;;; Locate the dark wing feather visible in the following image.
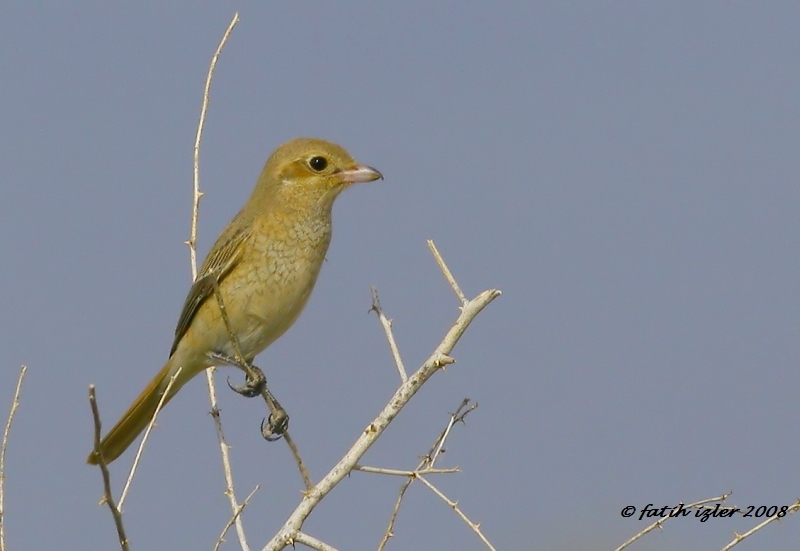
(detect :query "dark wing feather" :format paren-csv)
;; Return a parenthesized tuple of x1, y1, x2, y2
(170, 222, 252, 356)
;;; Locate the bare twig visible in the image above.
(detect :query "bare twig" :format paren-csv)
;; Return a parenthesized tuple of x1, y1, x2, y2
(188, 12, 254, 551)
(190, 11, 239, 279)
(262, 280, 500, 551)
(118, 367, 183, 510)
(370, 287, 407, 382)
(374, 398, 478, 551)
(291, 532, 340, 551)
(430, 399, 476, 467)
(282, 432, 313, 490)
(376, 477, 413, 551)
(206, 366, 252, 551)
(427, 240, 467, 305)
(719, 499, 800, 551)
(89, 386, 130, 551)
(213, 485, 260, 551)
(614, 494, 730, 551)
(354, 466, 458, 476)
(415, 474, 496, 551)
(0, 365, 26, 551)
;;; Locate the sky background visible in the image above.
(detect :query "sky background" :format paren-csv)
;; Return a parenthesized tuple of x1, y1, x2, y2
(1, 2, 799, 550)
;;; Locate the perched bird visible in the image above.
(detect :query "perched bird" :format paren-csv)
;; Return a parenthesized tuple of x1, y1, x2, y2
(88, 137, 382, 464)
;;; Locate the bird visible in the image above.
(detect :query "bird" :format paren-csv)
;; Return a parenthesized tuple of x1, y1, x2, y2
(87, 137, 382, 464)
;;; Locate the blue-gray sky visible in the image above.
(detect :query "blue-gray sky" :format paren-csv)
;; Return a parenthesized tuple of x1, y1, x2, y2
(1, 3, 799, 550)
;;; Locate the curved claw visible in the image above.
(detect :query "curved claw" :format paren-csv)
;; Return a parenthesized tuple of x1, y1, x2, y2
(260, 410, 289, 441)
(226, 366, 267, 398)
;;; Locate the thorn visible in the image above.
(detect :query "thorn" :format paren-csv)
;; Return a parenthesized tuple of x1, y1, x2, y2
(435, 354, 455, 369)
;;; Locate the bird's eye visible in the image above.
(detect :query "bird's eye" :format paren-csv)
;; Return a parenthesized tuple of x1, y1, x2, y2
(308, 156, 328, 172)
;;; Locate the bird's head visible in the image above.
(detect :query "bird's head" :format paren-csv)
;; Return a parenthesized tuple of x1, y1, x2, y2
(254, 137, 382, 210)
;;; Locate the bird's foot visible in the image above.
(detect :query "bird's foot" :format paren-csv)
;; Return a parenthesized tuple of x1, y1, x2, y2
(226, 365, 267, 398)
(261, 407, 289, 441)
(209, 351, 267, 397)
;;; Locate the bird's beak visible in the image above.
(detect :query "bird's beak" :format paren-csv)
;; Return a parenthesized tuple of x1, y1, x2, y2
(340, 164, 383, 183)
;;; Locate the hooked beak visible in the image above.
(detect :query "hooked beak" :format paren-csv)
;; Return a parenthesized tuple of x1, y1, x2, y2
(340, 164, 383, 183)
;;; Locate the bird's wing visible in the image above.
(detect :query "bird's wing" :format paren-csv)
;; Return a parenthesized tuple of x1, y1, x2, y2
(170, 222, 252, 356)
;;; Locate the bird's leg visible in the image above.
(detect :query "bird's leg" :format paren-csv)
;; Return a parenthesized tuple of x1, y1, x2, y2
(209, 279, 266, 395)
(211, 279, 249, 368)
(211, 280, 289, 439)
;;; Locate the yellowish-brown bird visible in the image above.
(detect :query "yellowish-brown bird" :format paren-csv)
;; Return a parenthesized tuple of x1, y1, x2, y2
(88, 137, 382, 464)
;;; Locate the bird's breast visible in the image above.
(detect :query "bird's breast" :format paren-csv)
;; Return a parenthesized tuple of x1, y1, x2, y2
(221, 213, 333, 358)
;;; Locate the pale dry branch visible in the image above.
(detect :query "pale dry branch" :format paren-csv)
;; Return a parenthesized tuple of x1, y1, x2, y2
(89, 386, 129, 551)
(118, 366, 183, 510)
(375, 398, 486, 550)
(0, 365, 26, 551)
(188, 13, 255, 551)
(354, 465, 458, 476)
(614, 494, 730, 551)
(430, 398, 477, 467)
(370, 287, 407, 382)
(282, 432, 313, 490)
(206, 366, 251, 551)
(427, 240, 467, 305)
(291, 532, 339, 551)
(214, 485, 260, 551)
(190, 11, 239, 279)
(415, 474, 496, 551)
(376, 477, 412, 551)
(719, 499, 800, 551)
(262, 281, 500, 551)
(374, 397, 478, 549)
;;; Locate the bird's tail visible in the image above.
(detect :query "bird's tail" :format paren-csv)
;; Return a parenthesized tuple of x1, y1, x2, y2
(87, 357, 189, 465)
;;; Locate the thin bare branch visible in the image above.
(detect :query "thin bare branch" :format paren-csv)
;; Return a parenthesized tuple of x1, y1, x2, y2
(427, 240, 467, 305)
(376, 477, 413, 551)
(214, 485, 260, 551)
(354, 465, 459, 476)
(206, 367, 251, 551)
(291, 532, 339, 551)
(430, 399, 476, 467)
(415, 474, 496, 551)
(282, 432, 313, 490)
(374, 399, 477, 548)
(0, 365, 26, 551)
(190, 11, 239, 279)
(719, 499, 800, 551)
(118, 366, 183, 511)
(188, 13, 257, 551)
(262, 283, 500, 551)
(370, 287, 407, 382)
(89, 386, 129, 551)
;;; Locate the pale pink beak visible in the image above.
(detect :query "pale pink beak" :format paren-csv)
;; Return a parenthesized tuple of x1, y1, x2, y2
(340, 164, 383, 183)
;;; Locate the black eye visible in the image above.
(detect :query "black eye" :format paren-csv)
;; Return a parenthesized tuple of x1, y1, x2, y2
(309, 156, 328, 172)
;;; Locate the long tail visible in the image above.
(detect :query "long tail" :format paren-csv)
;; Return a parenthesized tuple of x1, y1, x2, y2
(87, 357, 191, 464)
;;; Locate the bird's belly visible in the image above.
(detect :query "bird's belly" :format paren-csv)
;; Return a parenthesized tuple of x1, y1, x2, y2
(217, 253, 322, 361)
